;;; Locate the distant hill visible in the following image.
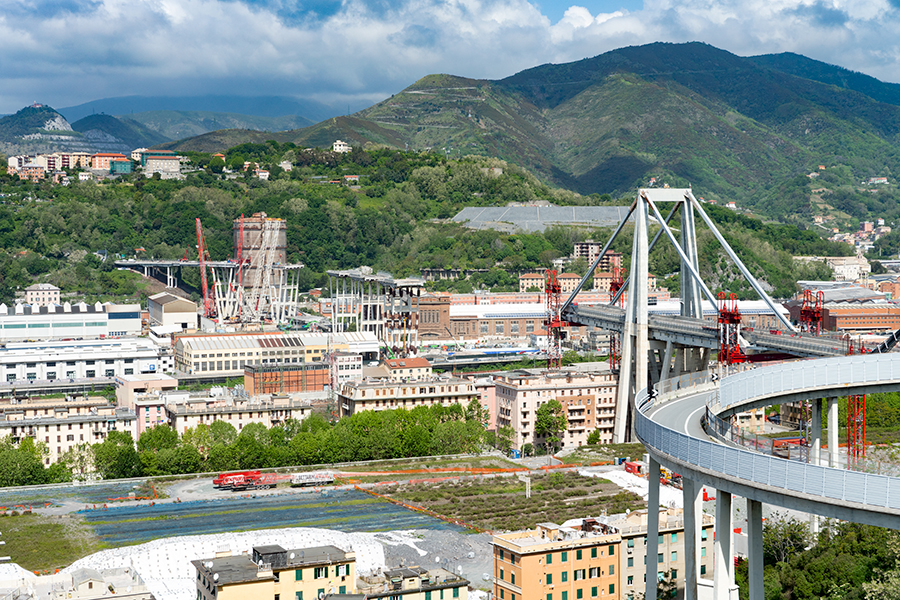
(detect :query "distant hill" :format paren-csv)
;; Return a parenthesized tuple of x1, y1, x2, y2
(59, 95, 361, 123)
(124, 110, 312, 141)
(748, 52, 900, 107)
(0, 105, 96, 154)
(159, 42, 900, 219)
(71, 114, 170, 153)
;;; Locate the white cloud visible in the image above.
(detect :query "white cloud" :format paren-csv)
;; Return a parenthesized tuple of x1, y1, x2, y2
(1, 0, 900, 114)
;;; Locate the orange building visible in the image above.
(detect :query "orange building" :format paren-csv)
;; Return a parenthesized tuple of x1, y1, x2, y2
(243, 363, 330, 395)
(494, 520, 621, 600)
(822, 302, 900, 331)
(91, 153, 128, 170)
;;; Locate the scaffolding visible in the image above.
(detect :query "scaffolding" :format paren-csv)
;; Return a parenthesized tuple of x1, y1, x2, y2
(327, 269, 424, 355)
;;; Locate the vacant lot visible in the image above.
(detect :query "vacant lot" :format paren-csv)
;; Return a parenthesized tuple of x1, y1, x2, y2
(1, 512, 105, 572)
(557, 443, 646, 465)
(384, 470, 645, 532)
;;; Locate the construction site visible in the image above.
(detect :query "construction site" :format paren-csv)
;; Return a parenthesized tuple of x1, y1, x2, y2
(116, 212, 302, 326)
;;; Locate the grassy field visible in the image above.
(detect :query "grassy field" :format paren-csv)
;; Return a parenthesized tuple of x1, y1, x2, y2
(383, 470, 645, 532)
(342, 456, 522, 472)
(556, 443, 646, 465)
(1, 513, 105, 572)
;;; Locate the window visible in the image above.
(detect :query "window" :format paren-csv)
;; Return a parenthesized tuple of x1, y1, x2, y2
(700, 565, 707, 575)
(547, 595, 552, 600)
(511, 573, 515, 585)
(701, 547, 707, 558)
(657, 572, 665, 582)
(576, 549, 582, 560)
(562, 571, 568, 583)
(658, 534, 664, 545)
(574, 569, 585, 581)
(426, 592, 432, 600)
(671, 533, 678, 543)
(627, 558, 633, 568)
(500, 569, 504, 581)
(701, 530, 708, 541)
(670, 569, 677, 580)
(671, 552, 677, 562)
(295, 569, 302, 580)
(453, 589, 459, 599)
(562, 552, 568, 563)
(314, 567, 327, 579)
(546, 574, 552, 585)
(317, 590, 325, 599)
(627, 539, 634, 548)
(627, 576, 633, 585)
(609, 545, 614, 556)
(588, 567, 598, 578)
(576, 590, 582, 600)
(591, 547, 597, 558)
(105, 369, 115, 377)
(591, 587, 597, 598)
(499, 550, 504, 561)
(658, 553, 664, 564)
(546, 554, 552, 565)
(500, 591, 504, 600)
(608, 584, 615, 595)
(561, 593, 568, 600)
(86, 370, 95, 377)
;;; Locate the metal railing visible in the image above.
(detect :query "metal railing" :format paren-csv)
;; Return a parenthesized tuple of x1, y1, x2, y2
(703, 407, 809, 463)
(636, 363, 900, 511)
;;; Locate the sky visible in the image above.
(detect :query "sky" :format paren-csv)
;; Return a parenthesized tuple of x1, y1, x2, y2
(2, 0, 900, 115)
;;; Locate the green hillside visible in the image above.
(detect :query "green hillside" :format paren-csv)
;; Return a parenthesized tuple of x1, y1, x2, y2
(71, 114, 170, 150)
(126, 110, 312, 142)
(160, 42, 900, 224)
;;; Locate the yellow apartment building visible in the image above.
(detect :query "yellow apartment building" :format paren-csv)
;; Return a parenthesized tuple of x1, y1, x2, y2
(493, 520, 621, 600)
(193, 544, 356, 600)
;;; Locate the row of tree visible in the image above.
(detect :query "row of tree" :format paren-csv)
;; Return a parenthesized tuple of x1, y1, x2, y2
(1, 401, 517, 486)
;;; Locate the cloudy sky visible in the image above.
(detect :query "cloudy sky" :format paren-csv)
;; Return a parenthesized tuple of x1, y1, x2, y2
(2, 0, 899, 114)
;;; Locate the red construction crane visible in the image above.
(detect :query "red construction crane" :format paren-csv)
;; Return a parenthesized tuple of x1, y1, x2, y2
(799, 290, 824, 335)
(718, 292, 745, 365)
(846, 339, 867, 468)
(237, 213, 244, 287)
(544, 269, 570, 370)
(196, 218, 215, 319)
(608, 266, 626, 372)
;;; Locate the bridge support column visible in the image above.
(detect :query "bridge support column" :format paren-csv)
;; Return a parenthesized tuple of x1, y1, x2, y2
(810, 399, 823, 534)
(645, 456, 661, 600)
(747, 499, 764, 600)
(827, 397, 839, 468)
(682, 478, 701, 600)
(714, 491, 733, 600)
(166, 266, 176, 288)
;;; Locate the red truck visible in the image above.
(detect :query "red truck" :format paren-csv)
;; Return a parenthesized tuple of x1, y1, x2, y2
(229, 473, 280, 491)
(213, 471, 261, 489)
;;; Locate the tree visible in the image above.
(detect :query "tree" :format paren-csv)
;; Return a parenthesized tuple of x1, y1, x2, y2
(137, 424, 179, 453)
(494, 425, 515, 454)
(93, 431, 142, 480)
(762, 511, 810, 565)
(208, 156, 225, 174)
(586, 429, 601, 445)
(210, 420, 238, 445)
(535, 399, 567, 454)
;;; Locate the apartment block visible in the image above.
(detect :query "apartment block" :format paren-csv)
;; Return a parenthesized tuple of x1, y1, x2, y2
(357, 567, 468, 600)
(193, 544, 356, 600)
(0, 396, 136, 464)
(609, 508, 715, 600)
(493, 519, 622, 600)
(493, 365, 617, 450)
(338, 375, 477, 417)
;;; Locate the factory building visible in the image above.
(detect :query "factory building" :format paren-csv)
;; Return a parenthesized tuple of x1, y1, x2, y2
(0, 302, 142, 342)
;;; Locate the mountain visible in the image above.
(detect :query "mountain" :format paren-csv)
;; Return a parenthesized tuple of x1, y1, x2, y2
(71, 114, 170, 152)
(159, 42, 900, 220)
(59, 95, 360, 123)
(0, 104, 96, 154)
(124, 110, 312, 141)
(748, 52, 900, 107)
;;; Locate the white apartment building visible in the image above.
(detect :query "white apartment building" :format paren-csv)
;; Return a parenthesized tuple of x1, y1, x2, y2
(493, 364, 618, 450)
(337, 375, 477, 417)
(332, 352, 364, 386)
(0, 337, 169, 384)
(143, 155, 181, 175)
(24, 283, 60, 306)
(174, 331, 379, 376)
(159, 391, 314, 435)
(0, 302, 141, 341)
(0, 396, 136, 464)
